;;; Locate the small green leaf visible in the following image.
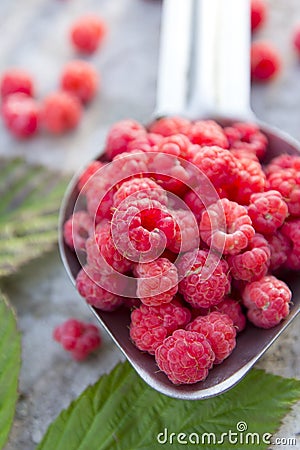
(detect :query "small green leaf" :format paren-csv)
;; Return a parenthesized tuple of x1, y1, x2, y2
(0, 290, 21, 448)
(38, 362, 300, 450)
(0, 157, 68, 277)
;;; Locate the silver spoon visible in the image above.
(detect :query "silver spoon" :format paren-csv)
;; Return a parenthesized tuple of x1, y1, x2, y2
(59, 0, 300, 399)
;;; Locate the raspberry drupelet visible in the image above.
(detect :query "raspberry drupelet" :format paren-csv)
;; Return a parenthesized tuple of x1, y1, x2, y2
(2, 93, 40, 139)
(129, 299, 191, 355)
(63, 211, 93, 251)
(248, 190, 288, 235)
(41, 91, 82, 134)
(1, 68, 34, 98)
(148, 116, 191, 137)
(61, 60, 99, 103)
(70, 15, 107, 54)
(105, 120, 146, 160)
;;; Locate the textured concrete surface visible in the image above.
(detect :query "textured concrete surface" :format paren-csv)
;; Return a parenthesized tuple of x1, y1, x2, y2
(0, 0, 299, 449)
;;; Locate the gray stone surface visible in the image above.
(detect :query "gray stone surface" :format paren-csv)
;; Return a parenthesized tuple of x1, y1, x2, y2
(0, 0, 299, 449)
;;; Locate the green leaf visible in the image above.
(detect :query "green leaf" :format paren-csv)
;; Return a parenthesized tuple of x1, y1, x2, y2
(38, 362, 300, 450)
(0, 157, 68, 277)
(0, 290, 21, 448)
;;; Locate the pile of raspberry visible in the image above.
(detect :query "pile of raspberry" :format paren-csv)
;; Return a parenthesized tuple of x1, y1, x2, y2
(64, 116, 296, 385)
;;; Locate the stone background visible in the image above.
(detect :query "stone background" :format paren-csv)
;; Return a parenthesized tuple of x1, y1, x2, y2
(0, 0, 299, 448)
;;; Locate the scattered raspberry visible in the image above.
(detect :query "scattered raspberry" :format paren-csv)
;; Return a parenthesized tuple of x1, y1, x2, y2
(105, 120, 146, 160)
(227, 233, 270, 282)
(155, 329, 215, 384)
(63, 211, 93, 251)
(61, 60, 99, 103)
(225, 122, 268, 159)
(178, 249, 231, 308)
(231, 157, 266, 205)
(41, 91, 82, 134)
(167, 209, 200, 253)
(113, 177, 168, 208)
(70, 15, 107, 54)
(135, 258, 178, 306)
(1, 93, 40, 139)
(200, 198, 255, 255)
(266, 153, 300, 175)
(149, 116, 190, 137)
(186, 311, 236, 364)
(155, 134, 192, 160)
(267, 169, 300, 217)
(266, 231, 291, 271)
(53, 319, 101, 361)
(187, 120, 228, 149)
(251, 0, 267, 33)
(1, 68, 34, 98)
(248, 190, 288, 234)
(130, 299, 191, 354)
(213, 297, 246, 333)
(251, 41, 281, 82)
(76, 266, 124, 311)
(127, 133, 162, 153)
(78, 160, 105, 192)
(242, 275, 291, 329)
(281, 219, 300, 270)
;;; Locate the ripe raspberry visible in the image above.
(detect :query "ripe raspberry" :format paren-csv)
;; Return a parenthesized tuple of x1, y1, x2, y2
(251, 0, 267, 33)
(63, 211, 93, 251)
(70, 15, 107, 54)
(267, 169, 300, 216)
(130, 299, 191, 354)
(41, 91, 82, 134)
(110, 151, 149, 181)
(86, 179, 115, 223)
(135, 258, 178, 306)
(105, 120, 146, 160)
(2, 93, 40, 139)
(200, 198, 255, 255)
(1, 68, 34, 98)
(113, 177, 168, 208)
(213, 297, 246, 333)
(293, 26, 300, 56)
(53, 319, 101, 361)
(281, 219, 300, 270)
(127, 133, 162, 153)
(167, 209, 200, 253)
(61, 60, 99, 103)
(227, 233, 270, 282)
(78, 160, 105, 192)
(183, 186, 225, 222)
(155, 329, 215, 385)
(225, 122, 268, 159)
(186, 311, 236, 364)
(242, 275, 291, 329)
(251, 41, 281, 82)
(248, 190, 288, 234)
(231, 157, 266, 205)
(177, 249, 231, 308)
(266, 231, 291, 271)
(265, 153, 300, 175)
(155, 134, 192, 160)
(76, 266, 124, 311)
(149, 116, 190, 137)
(187, 120, 228, 149)
(148, 152, 190, 196)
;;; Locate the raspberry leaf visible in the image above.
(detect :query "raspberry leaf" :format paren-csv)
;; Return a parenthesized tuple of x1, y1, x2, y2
(0, 290, 21, 448)
(37, 361, 300, 450)
(0, 157, 68, 277)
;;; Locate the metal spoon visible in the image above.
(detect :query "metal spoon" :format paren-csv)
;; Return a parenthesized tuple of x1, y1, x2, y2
(59, 0, 300, 399)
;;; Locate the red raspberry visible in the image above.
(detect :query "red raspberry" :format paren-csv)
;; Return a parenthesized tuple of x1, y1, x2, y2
(70, 15, 107, 54)
(227, 233, 270, 282)
(186, 311, 236, 364)
(155, 329, 215, 385)
(111, 151, 149, 180)
(266, 231, 291, 271)
(265, 153, 300, 175)
(1, 68, 34, 98)
(78, 160, 105, 192)
(2, 93, 40, 139)
(149, 116, 190, 137)
(242, 275, 291, 329)
(76, 266, 124, 311)
(177, 249, 231, 308)
(155, 134, 192, 160)
(129, 299, 191, 354)
(135, 258, 178, 306)
(63, 211, 93, 251)
(148, 152, 190, 196)
(225, 122, 268, 159)
(200, 198, 255, 255)
(86, 180, 115, 223)
(113, 177, 168, 208)
(183, 186, 226, 222)
(251, 41, 281, 82)
(61, 60, 99, 103)
(267, 169, 300, 217)
(281, 219, 300, 270)
(248, 190, 288, 234)
(293, 26, 300, 56)
(105, 120, 146, 160)
(53, 319, 101, 361)
(251, 0, 267, 33)
(167, 209, 200, 253)
(231, 157, 266, 205)
(213, 297, 246, 333)
(127, 133, 162, 153)
(41, 91, 82, 134)
(187, 120, 228, 149)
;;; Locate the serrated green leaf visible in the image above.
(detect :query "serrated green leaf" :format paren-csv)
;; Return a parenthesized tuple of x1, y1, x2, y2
(37, 362, 300, 450)
(0, 157, 68, 277)
(0, 290, 21, 448)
